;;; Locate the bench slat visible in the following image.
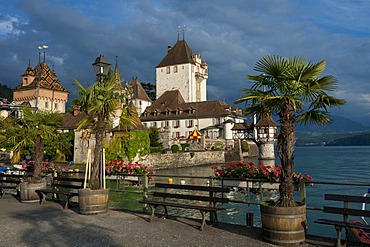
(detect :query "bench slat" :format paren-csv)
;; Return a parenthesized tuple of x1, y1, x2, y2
(315, 218, 370, 230)
(155, 183, 230, 193)
(55, 177, 86, 182)
(323, 206, 370, 218)
(140, 200, 225, 211)
(51, 184, 83, 190)
(36, 189, 78, 196)
(153, 192, 229, 203)
(325, 194, 370, 203)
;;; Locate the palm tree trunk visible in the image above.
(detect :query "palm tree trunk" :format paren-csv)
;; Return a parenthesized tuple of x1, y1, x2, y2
(32, 134, 43, 183)
(91, 115, 105, 189)
(277, 102, 296, 207)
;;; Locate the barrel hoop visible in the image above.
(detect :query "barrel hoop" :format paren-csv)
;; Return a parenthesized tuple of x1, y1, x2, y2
(80, 203, 108, 207)
(263, 228, 305, 234)
(264, 236, 305, 244)
(262, 212, 306, 219)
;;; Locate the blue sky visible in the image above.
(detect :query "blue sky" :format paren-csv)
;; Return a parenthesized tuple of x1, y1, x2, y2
(1, 0, 369, 124)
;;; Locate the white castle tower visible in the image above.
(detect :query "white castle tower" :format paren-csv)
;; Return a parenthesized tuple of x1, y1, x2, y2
(155, 38, 208, 103)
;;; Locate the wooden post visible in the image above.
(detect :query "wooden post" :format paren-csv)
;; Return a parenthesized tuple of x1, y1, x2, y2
(102, 148, 106, 189)
(142, 173, 149, 208)
(84, 149, 91, 189)
(209, 176, 215, 222)
(299, 180, 306, 204)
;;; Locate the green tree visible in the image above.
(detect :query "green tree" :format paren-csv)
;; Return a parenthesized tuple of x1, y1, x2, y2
(148, 126, 162, 147)
(141, 82, 156, 101)
(235, 55, 346, 207)
(74, 73, 136, 189)
(11, 108, 63, 182)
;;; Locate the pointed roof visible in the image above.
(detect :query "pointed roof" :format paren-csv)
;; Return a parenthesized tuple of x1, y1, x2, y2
(14, 62, 68, 92)
(156, 40, 195, 68)
(22, 60, 35, 76)
(114, 56, 124, 89)
(129, 77, 152, 102)
(141, 90, 244, 121)
(189, 127, 202, 139)
(255, 115, 278, 127)
(144, 90, 185, 113)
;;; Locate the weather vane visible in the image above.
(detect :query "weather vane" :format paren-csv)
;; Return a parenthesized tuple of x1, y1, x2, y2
(177, 25, 186, 40)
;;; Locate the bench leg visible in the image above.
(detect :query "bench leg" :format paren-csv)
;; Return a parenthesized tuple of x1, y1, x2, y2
(164, 205, 168, 218)
(335, 226, 344, 247)
(149, 205, 155, 223)
(212, 212, 219, 226)
(64, 195, 70, 209)
(200, 210, 206, 231)
(35, 191, 45, 205)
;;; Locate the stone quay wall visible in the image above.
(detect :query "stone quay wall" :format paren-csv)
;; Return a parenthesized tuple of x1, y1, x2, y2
(143, 151, 226, 170)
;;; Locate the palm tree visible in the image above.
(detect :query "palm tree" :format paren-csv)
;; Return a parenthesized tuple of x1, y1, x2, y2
(12, 107, 63, 182)
(74, 73, 135, 189)
(235, 55, 346, 207)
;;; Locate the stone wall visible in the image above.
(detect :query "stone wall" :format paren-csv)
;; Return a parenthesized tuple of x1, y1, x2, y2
(142, 151, 226, 169)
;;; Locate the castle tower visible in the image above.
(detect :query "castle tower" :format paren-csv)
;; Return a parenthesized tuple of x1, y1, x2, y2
(255, 115, 278, 166)
(155, 38, 208, 103)
(13, 57, 69, 113)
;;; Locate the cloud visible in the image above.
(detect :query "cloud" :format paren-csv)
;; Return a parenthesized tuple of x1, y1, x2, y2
(0, 0, 370, 124)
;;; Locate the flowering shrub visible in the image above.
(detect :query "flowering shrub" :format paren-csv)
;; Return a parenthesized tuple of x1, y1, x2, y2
(105, 160, 155, 176)
(212, 161, 313, 186)
(21, 161, 65, 176)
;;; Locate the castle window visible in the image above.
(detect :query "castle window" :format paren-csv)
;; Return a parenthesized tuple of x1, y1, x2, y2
(45, 102, 48, 108)
(54, 103, 58, 110)
(187, 120, 194, 128)
(173, 120, 180, 128)
(166, 67, 170, 74)
(174, 66, 178, 73)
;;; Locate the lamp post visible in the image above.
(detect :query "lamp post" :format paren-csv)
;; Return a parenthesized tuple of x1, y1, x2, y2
(35, 45, 48, 109)
(92, 55, 111, 82)
(92, 55, 111, 187)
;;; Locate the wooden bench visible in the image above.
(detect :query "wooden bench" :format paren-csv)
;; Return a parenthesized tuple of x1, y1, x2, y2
(314, 194, 370, 247)
(0, 173, 29, 198)
(139, 183, 230, 231)
(35, 176, 85, 209)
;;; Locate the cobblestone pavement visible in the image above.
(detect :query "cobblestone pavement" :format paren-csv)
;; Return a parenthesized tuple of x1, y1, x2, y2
(0, 196, 340, 247)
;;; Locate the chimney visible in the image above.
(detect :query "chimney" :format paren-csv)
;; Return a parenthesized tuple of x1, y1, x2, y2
(73, 105, 80, 116)
(167, 46, 172, 53)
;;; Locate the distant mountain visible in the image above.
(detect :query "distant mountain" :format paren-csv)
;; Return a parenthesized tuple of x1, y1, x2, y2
(325, 133, 370, 146)
(296, 115, 369, 133)
(295, 115, 370, 146)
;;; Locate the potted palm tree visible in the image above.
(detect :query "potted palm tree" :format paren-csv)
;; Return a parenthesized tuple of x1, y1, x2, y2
(235, 55, 346, 245)
(74, 70, 135, 215)
(11, 107, 63, 202)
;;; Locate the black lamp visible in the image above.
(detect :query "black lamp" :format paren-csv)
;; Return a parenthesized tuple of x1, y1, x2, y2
(92, 55, 111, 81)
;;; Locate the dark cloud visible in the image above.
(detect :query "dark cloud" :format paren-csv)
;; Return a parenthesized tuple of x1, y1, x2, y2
(1, 0, 369, 124)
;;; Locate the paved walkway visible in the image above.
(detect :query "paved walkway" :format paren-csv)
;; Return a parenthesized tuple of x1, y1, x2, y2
(0, 195, 339, 247)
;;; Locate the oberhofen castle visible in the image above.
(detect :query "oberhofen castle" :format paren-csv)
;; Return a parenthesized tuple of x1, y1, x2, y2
(2, 37, 278, 166)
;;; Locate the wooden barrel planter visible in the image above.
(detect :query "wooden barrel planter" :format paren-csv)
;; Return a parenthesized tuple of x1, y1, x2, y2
(260, 202, 306, 246)
(78, 188, 109, 215)
(20, 182, 46, 203)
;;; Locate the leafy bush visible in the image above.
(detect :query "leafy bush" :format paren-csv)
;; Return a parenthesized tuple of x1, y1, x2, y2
(171, 144, 180, 153)
(181, 143, 190, 151)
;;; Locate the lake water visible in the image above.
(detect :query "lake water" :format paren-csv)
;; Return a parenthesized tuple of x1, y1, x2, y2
(109, 146, 370, 238)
